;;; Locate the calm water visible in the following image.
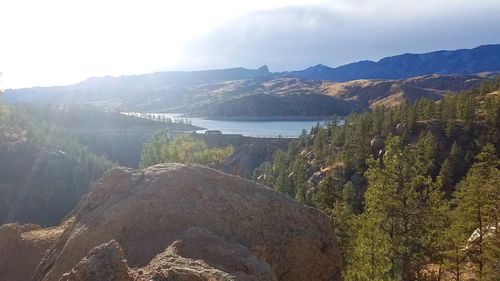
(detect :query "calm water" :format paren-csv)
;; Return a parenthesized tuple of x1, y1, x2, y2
(126, 113, 328, 137)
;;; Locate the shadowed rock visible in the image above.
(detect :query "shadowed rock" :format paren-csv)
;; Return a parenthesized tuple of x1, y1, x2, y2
(0, 223, 64, 281)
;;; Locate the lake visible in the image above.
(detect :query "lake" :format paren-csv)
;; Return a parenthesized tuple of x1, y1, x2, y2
(125, 113, 329, 137)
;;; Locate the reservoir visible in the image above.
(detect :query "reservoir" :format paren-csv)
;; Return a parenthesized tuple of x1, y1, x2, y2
(125, 113, 329, 137)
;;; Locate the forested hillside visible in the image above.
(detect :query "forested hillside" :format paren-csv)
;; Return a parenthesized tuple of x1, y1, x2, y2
(0, 105, 115, 226)
(254, 78, 500, 280)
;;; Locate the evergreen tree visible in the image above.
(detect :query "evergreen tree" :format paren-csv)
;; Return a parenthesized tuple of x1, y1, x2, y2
(347, 213, 392, 281)
(292, 155, 309, 203)
(273, 151, 294, 197)
(352, 137, 446, 280)
(442, 221, 470, 281)
(415, 131, 439, 177)
(451, 144, 499, 279)
(253, 161, 274, 186)
(312, 127, 328, 168)
(313, 175, 341, 211)
(331, 185, 357, 272)
(438, 142, 465, 197)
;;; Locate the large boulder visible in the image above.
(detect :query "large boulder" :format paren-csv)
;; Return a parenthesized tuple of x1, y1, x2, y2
(33, 164, 342, 281)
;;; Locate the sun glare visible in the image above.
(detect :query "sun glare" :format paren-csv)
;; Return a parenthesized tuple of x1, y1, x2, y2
(0, 0, 318, 89)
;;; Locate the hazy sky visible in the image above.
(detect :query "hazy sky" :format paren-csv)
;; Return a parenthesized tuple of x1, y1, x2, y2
(1, 0, 500, 89)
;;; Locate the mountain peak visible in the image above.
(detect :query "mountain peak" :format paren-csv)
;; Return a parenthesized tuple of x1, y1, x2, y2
(257, 65, 270, 73)
(311, 64, 330, 69)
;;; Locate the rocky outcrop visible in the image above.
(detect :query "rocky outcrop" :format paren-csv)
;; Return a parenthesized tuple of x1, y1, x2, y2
(58, 240, 133, 281)
(59, 228, 275, 281)
(134, 227, 276, 281)
(220, 137, 291, 179)
(0, 223, 64, 281)
(31, 164, 342, 281)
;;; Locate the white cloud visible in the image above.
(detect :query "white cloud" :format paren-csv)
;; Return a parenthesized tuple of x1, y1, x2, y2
(179, 0, 500, 71)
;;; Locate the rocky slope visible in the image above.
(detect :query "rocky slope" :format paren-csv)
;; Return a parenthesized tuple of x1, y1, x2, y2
(3, 164, 341, 281)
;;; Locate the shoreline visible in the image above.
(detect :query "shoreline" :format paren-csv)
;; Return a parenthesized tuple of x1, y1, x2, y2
(168, 114, 337, 122)
(133, 111, 341, 122)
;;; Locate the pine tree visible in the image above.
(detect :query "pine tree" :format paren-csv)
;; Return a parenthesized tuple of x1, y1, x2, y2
(272, 151, 294, 197)
(415, 131, 439, 177)
(253, 161, 274, 186)
(312, 127, 328, 168)
(292, 155, 309, 203)
(331, 185, 357, 273)
(438, 142, 465, 197)
(442, 221, 470, 281)
(351, 136, 446, 280)
(346, 213, 392, 281)
(313, 175, 341, 211)
(451, 144, 499, 279)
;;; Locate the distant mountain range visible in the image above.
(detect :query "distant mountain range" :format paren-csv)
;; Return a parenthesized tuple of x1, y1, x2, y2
(286, 44, 500, 81)
(3, 44, 500, 118)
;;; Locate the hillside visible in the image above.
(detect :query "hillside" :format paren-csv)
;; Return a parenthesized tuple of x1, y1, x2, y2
(0, 107, 115, 226)
(187, 74, 490, 117)
(253, 79, 500, 280)
(3, 73, 493, 118)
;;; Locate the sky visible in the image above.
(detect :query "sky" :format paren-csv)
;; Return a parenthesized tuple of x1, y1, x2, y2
(1, 0, 500, 89)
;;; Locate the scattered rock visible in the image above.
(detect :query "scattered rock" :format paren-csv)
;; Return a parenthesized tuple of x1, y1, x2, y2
(395, 122, 406, 135)
(370, 136, 385, 151)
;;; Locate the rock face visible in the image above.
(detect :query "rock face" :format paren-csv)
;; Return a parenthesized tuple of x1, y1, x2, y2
(220, 137, 291, 179)
(59, 229, 275, 281)
(0, 223, 64, 281)
(33, 164, 342, 281)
